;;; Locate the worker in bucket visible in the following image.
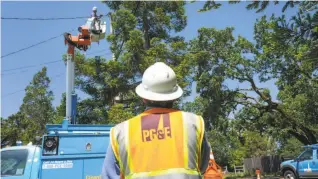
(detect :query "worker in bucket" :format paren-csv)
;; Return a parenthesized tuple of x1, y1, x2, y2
(101, 62, 211, 179)
(91, 6, 102, 33)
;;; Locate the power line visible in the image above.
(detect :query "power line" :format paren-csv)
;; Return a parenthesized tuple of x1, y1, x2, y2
(1, 51, 112, 76)
(50, 73, 65, 80)
(1, 14, 107, 21)
(2, 89, 26, 98)
(1, 24, 109, 59)
(86, 49, 109, 56)
(2, 60, 62, 73)
(1, 73, 64, 98)
(1, 69, 29, 76)
(2, 16, 89, 20)
(1, 29, 76, 59)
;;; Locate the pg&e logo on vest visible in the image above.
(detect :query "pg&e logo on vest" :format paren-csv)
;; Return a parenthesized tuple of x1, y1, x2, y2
(141, 113, 172, 142)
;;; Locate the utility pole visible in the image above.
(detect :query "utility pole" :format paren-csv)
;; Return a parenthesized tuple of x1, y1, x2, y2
(66, 53, 77, 124)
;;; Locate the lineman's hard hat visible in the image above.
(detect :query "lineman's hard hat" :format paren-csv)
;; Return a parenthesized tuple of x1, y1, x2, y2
(92, 7, 97, 11)
(135, 62, 183, 101)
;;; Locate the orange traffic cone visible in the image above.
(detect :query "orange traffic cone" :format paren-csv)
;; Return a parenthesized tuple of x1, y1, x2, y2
(204, 151, 223, 179)
(256, 169, 261, 179)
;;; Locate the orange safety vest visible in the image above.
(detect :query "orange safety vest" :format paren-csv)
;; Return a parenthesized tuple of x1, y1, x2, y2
(110, 108, 205, 179)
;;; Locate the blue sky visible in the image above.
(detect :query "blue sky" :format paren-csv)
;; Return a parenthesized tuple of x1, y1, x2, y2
(1, 1, 298, 118)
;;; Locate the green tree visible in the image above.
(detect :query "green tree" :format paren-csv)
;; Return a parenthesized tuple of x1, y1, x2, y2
(188, 27, 250, 132)
(1, 112, 27, 146)
(189, 24, 317, 145)
(241, 131, 277, 158)
(2, 67, 56, 144)
(278, 137, 303, 158)
(252, 11, 318, 144)
(19, 67, 56, 142)
(205, 127, 277, 168)
(107, 103, 134, 124)
(70, 1, 193, 124)
(197, 0, 310, 13)
(54, 92, 66, 124)
(188, 1, 318, 146)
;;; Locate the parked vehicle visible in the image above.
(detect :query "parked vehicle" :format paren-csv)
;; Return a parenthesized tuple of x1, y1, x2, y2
(1, 123, 113, 179)
(280, 144, 318, 179)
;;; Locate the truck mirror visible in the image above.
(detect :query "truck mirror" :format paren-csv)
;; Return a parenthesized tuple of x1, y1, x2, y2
(35, 136, 42, 142)
(35, 136, 42, 145)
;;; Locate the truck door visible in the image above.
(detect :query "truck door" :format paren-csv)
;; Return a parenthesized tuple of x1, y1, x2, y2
(1, 149, 32, 179)
(297, 149, 315, 177)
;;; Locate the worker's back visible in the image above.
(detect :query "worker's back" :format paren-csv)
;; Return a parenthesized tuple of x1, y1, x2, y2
(103, 62, 211, 179)
(110, 107, 206, 178)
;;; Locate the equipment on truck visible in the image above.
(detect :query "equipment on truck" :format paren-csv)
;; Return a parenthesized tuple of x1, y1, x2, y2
(64, 7, 106, 51)
(1, 7, 113, 179)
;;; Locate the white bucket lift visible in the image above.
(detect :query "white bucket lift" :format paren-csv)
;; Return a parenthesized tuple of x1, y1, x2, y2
(83, 16, 107, 43)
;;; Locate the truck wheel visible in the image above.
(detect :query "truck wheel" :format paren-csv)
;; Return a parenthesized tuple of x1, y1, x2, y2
(284, 170, 296, 179)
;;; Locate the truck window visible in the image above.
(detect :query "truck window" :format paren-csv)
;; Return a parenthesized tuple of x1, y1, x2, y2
(1, 149, 28, 177)
(299, 149, 313, 160)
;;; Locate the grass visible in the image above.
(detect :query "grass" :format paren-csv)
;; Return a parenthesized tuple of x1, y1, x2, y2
(223, 172, 252, 179)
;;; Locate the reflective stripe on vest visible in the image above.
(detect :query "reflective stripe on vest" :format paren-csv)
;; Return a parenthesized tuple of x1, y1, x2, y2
(110, 108, 205, 179)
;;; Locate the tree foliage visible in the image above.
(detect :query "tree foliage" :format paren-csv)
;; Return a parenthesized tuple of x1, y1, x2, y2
(189, 0, 318, 146)
(252, 8, 318, 144)
(2, 67, 56, 145)
(198, 0, 305, 13)
(207, 128, 277, 169)
(67, 1, 193, 124)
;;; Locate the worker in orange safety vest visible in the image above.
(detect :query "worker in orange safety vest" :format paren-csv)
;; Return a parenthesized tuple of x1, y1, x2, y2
(101, 62, 211, 179)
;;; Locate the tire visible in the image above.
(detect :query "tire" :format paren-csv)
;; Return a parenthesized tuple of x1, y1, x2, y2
(284, 170, 297, 179)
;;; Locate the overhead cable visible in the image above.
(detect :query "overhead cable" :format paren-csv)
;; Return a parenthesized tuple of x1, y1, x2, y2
(2, 14, 108, 21)
(86, 49, 109, 56)
(1, 50, 111, 76)
(1, 70, 30, 76)
(2, 60, 62, 72)
(2, 16, 89, 20)
(1, 73, 64, 98)
(1, 29, 76, 59)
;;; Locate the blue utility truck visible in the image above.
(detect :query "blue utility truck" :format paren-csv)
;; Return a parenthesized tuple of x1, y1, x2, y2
(1, 122, 113, 179)
(280, 144, 318, 179)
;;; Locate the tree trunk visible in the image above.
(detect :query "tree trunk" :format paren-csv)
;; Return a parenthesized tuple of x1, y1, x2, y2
(288, 128, 317, 145)
(142, 3, 150, 50)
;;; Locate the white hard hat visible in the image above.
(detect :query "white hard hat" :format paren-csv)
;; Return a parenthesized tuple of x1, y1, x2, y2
(135, 62, 183, 101)
(93, 6, 97, 11)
